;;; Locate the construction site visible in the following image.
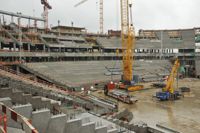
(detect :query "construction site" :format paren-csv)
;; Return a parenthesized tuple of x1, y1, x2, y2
(0, 0, 200, 133)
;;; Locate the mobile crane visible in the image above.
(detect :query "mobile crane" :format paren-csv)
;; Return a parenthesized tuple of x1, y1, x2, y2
(156, 58, 181, 101)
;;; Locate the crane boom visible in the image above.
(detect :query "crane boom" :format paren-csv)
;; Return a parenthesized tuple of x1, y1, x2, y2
(74, 0, 104, 34)
(163, 59, 180, 93)
(121, 0, 134, 82)
(74, 0, 88, 7)
(156, 58, 181, 101)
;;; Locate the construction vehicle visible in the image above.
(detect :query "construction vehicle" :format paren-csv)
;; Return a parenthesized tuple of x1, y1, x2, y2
(105, 0, 143, 93)
(156, 59, 181, 101)
(104, 82, 138, 104)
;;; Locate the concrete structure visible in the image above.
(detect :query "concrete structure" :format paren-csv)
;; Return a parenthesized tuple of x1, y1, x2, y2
(195, 59, 200, 78)
(22, 60, 171, 87)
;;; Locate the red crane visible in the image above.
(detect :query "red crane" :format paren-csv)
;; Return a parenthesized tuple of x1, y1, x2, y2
(41, 0, 52, 30)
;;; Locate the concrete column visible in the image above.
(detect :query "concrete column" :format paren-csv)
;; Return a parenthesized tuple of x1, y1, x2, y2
(16, 65, 20, 75)
(0, 42, 2, 50)
(13, 43, 16, 51)
(28, 44, 30, 52)
(43, 44, 46, 52)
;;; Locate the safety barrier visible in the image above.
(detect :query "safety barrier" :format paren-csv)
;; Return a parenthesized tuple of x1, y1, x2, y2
(0, 114, 6, 133)
(0, 103, 38, 133)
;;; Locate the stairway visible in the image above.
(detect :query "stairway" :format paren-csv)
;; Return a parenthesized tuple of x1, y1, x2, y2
(9, 23, 33, 46)
(0, 24, 21, 46)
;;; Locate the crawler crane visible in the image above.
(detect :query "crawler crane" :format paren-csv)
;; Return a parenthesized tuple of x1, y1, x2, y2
(104, 0, 143, 104)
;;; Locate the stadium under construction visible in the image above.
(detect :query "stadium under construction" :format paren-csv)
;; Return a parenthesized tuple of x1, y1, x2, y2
(0, 0, 200, 133)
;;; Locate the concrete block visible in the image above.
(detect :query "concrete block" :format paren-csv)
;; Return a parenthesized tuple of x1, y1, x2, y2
(81, 122, 95, 133)
(46, 114, 66, 133)
(0, 88, 12, 98)
(22, 93, 32, 104)
(32, 109, 51, 133)
(10, 104, 33, 128)
(0, 97, 12, 107)
(65, 119, 82, 133)
(30, 96, 42, 109)
(95, 126, 107, 133)
(11, 91, 23, 104)
(8, 104, 32, 129)
(13, 104, 32, 119)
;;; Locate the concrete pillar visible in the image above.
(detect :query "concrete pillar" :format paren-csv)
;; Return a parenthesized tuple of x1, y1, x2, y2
(32, 109, 51, 133)
(28, 44, 30, 52)
(0, 42, 2, 50)
(13, 43, 16, 51)
(43, 44, 46, 52)
(16, 65, 20, 75)
(65, 119, 82, 133)
(46, 114, 66, 133)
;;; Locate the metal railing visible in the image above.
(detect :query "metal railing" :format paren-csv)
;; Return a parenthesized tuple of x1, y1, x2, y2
(0, 103, 38, 133)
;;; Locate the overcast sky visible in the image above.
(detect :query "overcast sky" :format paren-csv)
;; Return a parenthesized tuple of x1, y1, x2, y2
(0, 0, 200, 33)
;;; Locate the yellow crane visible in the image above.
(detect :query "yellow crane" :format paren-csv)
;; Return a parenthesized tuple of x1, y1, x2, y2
(121, 0, 133, 82)
(105, 0, 143, 93)
(74, 0, 104, 34)
(163, 59, 180, 93)
(119, 0, 143, 91)
(156, 58, 181, 100)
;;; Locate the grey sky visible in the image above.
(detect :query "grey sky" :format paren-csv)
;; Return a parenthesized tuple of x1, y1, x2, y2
(0, 0, 200, 33)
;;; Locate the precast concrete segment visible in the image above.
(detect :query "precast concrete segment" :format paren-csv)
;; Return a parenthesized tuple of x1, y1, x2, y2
(64, 119, 82, 133)
(32, 109, 51, 133)
(46, 114, 66, 133)
(81, 122, 96, 133)
(10, 104, 32, 128)
(95, 126, 107, 133)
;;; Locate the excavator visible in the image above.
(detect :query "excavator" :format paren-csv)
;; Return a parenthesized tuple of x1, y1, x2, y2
(156, 58, 181, 101)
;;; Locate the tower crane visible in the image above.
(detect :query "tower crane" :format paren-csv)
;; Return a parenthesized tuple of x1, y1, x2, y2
(41, 0, 52, 29)
(156, 58, 181, 101)
(74, 0, 104, 34)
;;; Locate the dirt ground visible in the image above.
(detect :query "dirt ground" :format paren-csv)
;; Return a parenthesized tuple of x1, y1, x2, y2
(92, 78, 200, 133)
